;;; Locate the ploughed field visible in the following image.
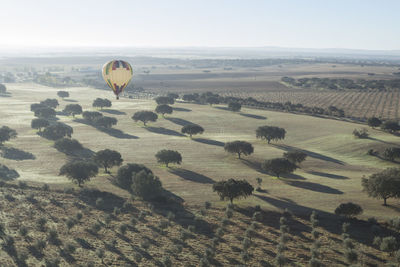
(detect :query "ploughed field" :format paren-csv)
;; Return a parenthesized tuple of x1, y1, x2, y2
(1, 83, 400, 221)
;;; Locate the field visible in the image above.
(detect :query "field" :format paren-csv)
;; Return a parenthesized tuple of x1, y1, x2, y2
(1, 82, 400, 220)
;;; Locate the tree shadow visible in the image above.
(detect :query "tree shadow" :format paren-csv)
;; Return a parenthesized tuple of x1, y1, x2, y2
(367, 136, 399, 146)
(173, 107, 191, 112)
(271, 144, 344, 165)
(168, 168, 215, 184)
(74, 119, 138, 139)
(280, 172, 307, 180)
(0, 92, 12, 98)
(284, 180, 343, 194)
(145, 126, 185, 137)
(77, 188, 125, 212)
(165, 117, 194, 126)
(57, 147, 95, 160)
(0, 164, 19, 181)
(63, 99, 78, 102)
(193, 138, 224, 147)
(214, 106, 230, 111)
(308, 171, 349, 180)
(239, 113, 267, 120)
(0, 146, 35, 160)
(101, 109, 126, 115)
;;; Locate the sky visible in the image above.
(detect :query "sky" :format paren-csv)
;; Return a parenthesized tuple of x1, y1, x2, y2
(1, 0, 399, 50)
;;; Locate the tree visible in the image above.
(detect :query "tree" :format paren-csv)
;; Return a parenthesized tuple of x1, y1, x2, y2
(57, 91, 69, 98)
(34, 107, 56, 119)
(59, 161, 98, 187)
(40, 99, 59, 109)
(131, 170, 163, 200)
(228, 102, 241, 112)
(212, 178, 254, 204)
(93, 149, 123, 173)
(352, 128, 369, 138)
(93, 116, 117, 128)
(384, 147, 400, 162)
(0, 126, 17, 145)
(31, 118, 49, 132)
(367, 117, 382, 128)
(181, 124, 204, 138)
(262, 158, 297, 178)
(155, 149, 182, 167)
(224, 141, 254, 159)
(0, 84, 6, 94)
(206, 96, 220, 106)
(256, 126, 286, 144)
(132, 111, 158, 126)
(63, 104, 82, 117)
(155, 104, 173, 117)
(54, 138, 83, 153)
(283, 150, 307, 165)
(116, 163, 153, 191)
(362, 168, 400, 205)
(41, 122, 73, 140)
(182, 94, 199, 102)
(155, 96, 174, 105)
(167, 93, 179, 99)
(82, 111, 103, 123)
(92, 98, 112, 110)
(334, 202, 363, 218)
(30, 103, 47, 112)
(381, 120, 400, 133)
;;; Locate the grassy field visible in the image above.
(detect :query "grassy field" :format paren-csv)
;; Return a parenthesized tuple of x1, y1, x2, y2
(2, 83, 400, 222)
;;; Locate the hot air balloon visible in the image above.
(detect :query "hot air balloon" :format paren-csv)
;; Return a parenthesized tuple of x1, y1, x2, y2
(102, 60, 133, 99)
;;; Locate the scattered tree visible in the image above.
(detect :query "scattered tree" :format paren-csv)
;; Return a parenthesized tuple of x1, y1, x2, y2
(40, 99, 59, 109)
(362, 168, 400, 206)
(82, 111, 103, 123)
(93, 116, 117, 128)
(224, 141, 254, 159)
(115, 163, 153, 191)
(228, 102, 241, 112)
(155, 104, 173, 117)
(367, 117, 382, 128)
(59, 161, 98, 187)
(155, 96, 174, 105)
(57, 91, 69, 99)
(212, 178, 254, 204)
(63, 104, 82, 117)
(181, 124, 204, 138)
(0, 126, 17, 145)
(155, 149, 182, 167)
(383, 147, 400, 162)
(131, 170, 163, 200)
(93, 149, 123, 173)
(262, 158, 297, 178)
(34, 107, 56, 119)
(335, 202, 363, 218)
(31, 118, 49, 132)
(256, 126, 286, 144)
(41, 122, 73, 140)
(283, 150, 307, 165)
(381, 120, 400, 133)
(92, 98, 112, 109)
(132, 111, 158, 126)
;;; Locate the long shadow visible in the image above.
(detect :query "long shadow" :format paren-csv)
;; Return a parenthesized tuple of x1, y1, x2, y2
(168, 168, 215, 184)
(280, 172, 307, 180)
(145, 126, 185, 137)
(284, 180, 343, 194)
(0, 93, 11, 98)
(77, 188, 125, 212)
(308, 171, 349, 180)
(63, 99, 78, 102)
(74, 119, 138, 139)
(0, 164, 19, 181)
(193, 138, 224, 147)
(173, 107, 191, 112)
(254, 194, 400, 249)
(239, 113, 267, 120)
(240, 159, 268, 174)
(271, 144, 344, 165)
(164, 117, 194, 126)
(101, 109, 126, 115)
(0, 146, 35, 160)
(214, 106, 230, 111)
(367, 136, 400, 146)
(57, 147, 95, 160)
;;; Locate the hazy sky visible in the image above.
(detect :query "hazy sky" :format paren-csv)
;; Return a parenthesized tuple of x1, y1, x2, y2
(1, 0, 399, 50)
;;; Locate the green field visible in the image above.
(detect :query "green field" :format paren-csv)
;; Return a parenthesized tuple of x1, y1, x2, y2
(2, 82, 400, 220)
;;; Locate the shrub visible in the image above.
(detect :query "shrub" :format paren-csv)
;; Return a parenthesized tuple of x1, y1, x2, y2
(353, 128, 369, 138)
(37, 217, 47, 232)
(380, 236, 398, 254)
(344, 249, 358, 264)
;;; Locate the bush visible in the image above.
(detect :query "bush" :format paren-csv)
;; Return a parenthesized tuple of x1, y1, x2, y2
(344, 249, 358, 264)
(335, 202, 363, 218)
(380, 236, 398, 254)
(353, 128, 369, 138)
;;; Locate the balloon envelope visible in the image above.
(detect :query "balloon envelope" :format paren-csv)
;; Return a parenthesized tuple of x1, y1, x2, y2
(102, 60, 133, 99)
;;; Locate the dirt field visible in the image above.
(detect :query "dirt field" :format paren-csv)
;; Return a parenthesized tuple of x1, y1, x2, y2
(1, 83, 400, 221)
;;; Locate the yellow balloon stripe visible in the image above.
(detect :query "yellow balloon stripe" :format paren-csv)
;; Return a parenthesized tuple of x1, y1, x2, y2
(102, 60, 133, 97)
